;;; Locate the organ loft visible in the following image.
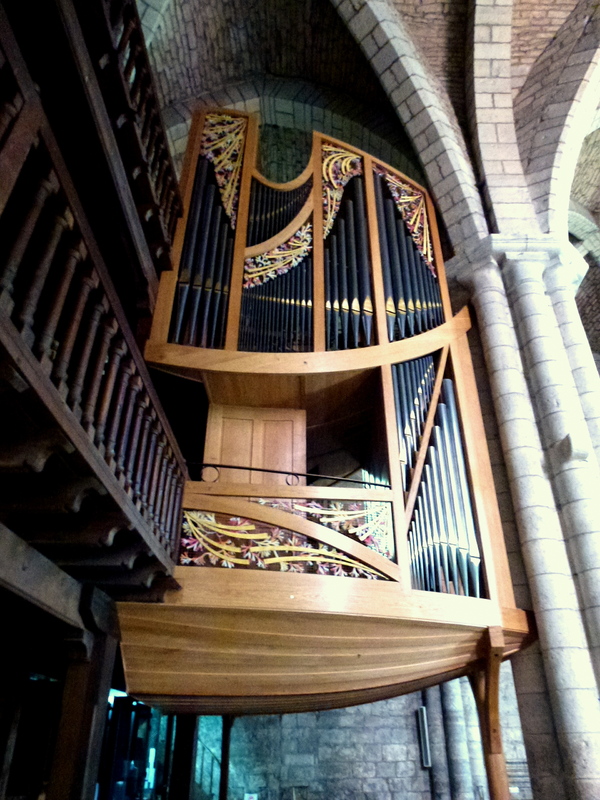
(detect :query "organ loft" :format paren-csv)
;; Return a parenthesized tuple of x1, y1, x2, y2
(117, 109, 533, 797)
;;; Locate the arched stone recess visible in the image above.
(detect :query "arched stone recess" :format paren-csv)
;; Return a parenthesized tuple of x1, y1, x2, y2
(160, 77, 425, 185)
(514, 0, 600, 236)
(467, 0, 540, 234)
(330, 0, 488, 253)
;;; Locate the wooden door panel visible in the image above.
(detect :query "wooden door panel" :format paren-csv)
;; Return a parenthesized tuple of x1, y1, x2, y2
(204, 405, 306, 485)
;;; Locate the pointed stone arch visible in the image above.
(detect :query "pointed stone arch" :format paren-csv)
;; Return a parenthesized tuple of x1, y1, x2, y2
(330, 0, 489, 252)
(514, 0, 600, 235)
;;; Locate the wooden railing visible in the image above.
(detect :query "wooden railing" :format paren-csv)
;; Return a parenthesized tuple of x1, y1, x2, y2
(79, 0, 182, 273)
(0, 14, 186, 573)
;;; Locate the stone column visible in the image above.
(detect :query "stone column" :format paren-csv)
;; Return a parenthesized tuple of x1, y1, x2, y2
(440, 679, 475, 800)
(467, 258, 600, 800)
(503, 251, 600, 680)
(544, 249, 600, 469)
(424, 685, 452, 800)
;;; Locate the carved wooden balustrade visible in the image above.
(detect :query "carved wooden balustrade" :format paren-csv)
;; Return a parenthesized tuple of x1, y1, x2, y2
(80, 0, 183, 272)
(0, 11, 186, 596)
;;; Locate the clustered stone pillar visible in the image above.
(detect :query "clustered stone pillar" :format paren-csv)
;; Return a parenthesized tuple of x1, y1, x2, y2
(424, 685, 452, 800)
(440, 679, 475, 800)
(544, 251, 600, 468)
(459, 678, 489, 800)
(467, 257, 600, 800)
(503, 251, 600, 682)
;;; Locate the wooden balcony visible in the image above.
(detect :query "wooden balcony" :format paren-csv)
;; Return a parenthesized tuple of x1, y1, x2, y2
(0, 8, 186, 598)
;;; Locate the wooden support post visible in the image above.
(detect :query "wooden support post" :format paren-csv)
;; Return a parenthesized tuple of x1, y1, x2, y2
(469, 626, 510, 800)
(169, 714, 198, 800)
(47, 630, 117, 800)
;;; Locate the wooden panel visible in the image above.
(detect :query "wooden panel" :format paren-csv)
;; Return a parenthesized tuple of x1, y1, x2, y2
(363, 154, 389, 347)
(202, 372, 303, 408)
(449, 334, 515, 609)
(225, 114, 258, 350)
(118, 601, 485, 700)
(311, 132, 326, 351)
(145, 307, 472, 376)
(167, 567, 503, 629)
(130, 666, 473, 715)
(203, 404, 306, 484)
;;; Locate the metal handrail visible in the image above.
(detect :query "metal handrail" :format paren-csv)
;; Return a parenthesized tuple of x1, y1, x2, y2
(195, 462, 391, 489)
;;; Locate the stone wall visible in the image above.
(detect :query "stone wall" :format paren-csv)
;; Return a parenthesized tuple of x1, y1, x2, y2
(226, 694, 431, 800)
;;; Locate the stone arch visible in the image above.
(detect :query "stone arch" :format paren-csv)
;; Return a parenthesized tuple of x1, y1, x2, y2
(514, 0, 600, 235)
(467, 0, 540, 235)
(329, 0, 488, 252)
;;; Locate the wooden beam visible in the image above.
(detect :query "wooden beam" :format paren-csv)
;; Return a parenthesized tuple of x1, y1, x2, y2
(0, 521, 84, 630)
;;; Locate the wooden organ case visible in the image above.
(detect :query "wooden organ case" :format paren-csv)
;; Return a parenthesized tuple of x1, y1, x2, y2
(119, 110, 532, 795)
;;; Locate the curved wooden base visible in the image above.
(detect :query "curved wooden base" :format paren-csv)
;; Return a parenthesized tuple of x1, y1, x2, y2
(117, 567, 533, 715)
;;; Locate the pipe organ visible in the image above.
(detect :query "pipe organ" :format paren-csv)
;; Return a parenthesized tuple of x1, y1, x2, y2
(121, 109, 532, 795)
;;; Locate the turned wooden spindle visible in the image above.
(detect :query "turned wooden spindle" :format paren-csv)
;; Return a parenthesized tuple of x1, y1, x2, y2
(155, 159, 169, 204)
(104, 357, 135, 465)
(147, 432, 167, 518)
(18, 206, 74, 348)
(167, 479, 183, 557)
(0, 91, 24, 143)
(36, 241, 86, 370)
(152, 449, 170, 538)
(164, 464, 182, 555)
(123, 42, 140, 85)
(140, 416, 160, 511)
(129, 63, 147, 108)
(94, 336, 127, 451)
(123, 391, 150, 490)
(131, 407, 153, 503)
(161, 468, 177, 545)
(81, 314, 119, 435)
(66, 293, 107, 417)
(140, 105, 155, 147)
(0, 171, 59, 312)
(136, 77, 152, 122)
(116, 11, 136, 60)
(51, 266, 98, 397)
(115, 373, 143, 476)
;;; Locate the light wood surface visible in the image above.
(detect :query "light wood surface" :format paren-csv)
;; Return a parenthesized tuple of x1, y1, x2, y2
(224, 113, 258, 350)
(203, 404, 306, 485)
(184, 480, 394, 502)
(363, 153, 389, 346)
(117, 568, 531, 714)
(145, 306, 472, 376)
(449, 334, 515, 609)
(311, 131, 326, 351)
